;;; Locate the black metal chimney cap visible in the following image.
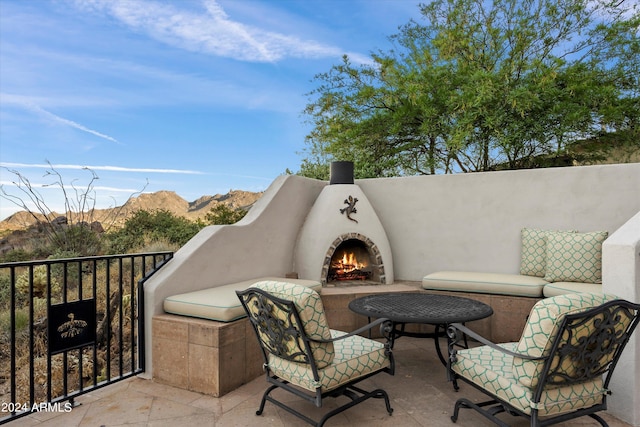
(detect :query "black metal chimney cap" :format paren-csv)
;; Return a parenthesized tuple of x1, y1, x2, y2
(329, 161, 354, 185)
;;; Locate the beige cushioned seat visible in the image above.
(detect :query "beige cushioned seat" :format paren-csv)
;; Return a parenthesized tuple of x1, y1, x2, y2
(542, 281, 602, 297)
(422, 271, 547, 297)
(451, 293, 623, 417)
(245, 281, 391, 391)
(164, 277, 322, 322)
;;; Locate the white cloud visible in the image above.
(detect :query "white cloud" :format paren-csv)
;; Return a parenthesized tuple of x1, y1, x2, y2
(36, 105, 119, 144)
(0, 162, 205, 175)
(1, 93, 119, 143)
(0, 180, 139, 193)
(74, 0, 352, 62)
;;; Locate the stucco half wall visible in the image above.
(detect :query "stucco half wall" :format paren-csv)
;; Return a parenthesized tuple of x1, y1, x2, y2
(144, 163, 640, 425)
(357, 163, 640, 279)
(603, 211, 640, 426)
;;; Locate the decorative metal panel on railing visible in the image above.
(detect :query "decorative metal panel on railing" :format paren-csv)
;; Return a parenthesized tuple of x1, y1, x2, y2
(0, 252, 173, 424)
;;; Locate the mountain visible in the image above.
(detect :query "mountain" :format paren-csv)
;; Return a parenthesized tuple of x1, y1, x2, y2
(0, 190, 263, 233)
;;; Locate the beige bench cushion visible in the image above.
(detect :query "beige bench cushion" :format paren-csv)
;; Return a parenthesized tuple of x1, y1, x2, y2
(422, 271, 547, 297)
(542, 282, 602, 297)
(164, 277, 322, 322)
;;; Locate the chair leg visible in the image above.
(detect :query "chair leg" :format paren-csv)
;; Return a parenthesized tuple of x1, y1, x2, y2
(256, 384, 278, 415)
(451, 398, 510, 427)
(318, 388, 393, 427)
(589, 414, 609, 427)
(255, 383, 393, 427)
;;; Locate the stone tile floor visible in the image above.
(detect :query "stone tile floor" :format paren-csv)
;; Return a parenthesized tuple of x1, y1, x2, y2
(5, 337, 632, 427)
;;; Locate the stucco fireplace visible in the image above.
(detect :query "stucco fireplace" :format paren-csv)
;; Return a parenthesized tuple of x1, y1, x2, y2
(294, 162, 393, 285)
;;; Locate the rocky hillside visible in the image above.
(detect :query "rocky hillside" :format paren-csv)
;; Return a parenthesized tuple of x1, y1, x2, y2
(0, 190, 263, 233)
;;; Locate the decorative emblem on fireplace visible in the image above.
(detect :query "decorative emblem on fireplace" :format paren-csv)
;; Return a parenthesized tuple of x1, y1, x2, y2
(340, 195, 359, 223)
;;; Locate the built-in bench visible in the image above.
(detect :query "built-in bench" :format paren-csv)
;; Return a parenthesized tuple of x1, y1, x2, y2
(419, 270, 602, 343)
(420, 228, 607, 337)
(153, 277, 322, 396)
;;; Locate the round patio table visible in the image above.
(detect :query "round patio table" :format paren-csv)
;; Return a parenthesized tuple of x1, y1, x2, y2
(348, 293, 493, 365)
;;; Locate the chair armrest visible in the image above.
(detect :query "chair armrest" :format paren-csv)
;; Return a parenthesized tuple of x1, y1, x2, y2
(447, 323, 544, 360)
(311, 318, 393, 343)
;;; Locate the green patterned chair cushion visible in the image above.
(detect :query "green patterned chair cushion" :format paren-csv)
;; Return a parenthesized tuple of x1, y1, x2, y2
(512, 293, 619, 389)
(267, 329, 390, 392)
(250, 281, 334, 369)
(451, 342, 605, 416)
(520, 228, 576, 277)
(544, 231, 608, 284)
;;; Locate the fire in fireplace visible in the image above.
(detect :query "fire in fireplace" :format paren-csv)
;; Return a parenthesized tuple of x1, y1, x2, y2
(327, 239, 372, 282)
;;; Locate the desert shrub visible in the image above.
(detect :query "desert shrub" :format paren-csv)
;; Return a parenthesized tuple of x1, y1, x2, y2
(103, 209, 202, 254)
(0, 307, 29, 335)
(138, 237, 182, 253)
(205, 203, 248, 225)
(48, 249, 81, 260)
(49, 223, 102, 256)
(15, 265, 61, 299)
(0, 273, 10, 310)
(0, 272, 30, 310)
(0, 249, 33, 263)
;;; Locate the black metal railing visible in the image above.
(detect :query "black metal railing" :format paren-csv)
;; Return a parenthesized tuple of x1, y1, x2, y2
(0, 252, 173, 424)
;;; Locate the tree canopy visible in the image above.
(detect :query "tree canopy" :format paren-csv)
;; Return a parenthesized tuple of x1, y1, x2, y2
(299, 0, 639, 179)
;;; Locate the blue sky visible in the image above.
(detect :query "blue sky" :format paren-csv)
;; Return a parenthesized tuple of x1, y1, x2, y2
(0, 0, 423, 220)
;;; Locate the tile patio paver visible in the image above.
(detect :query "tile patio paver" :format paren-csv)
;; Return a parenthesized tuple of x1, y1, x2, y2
(4, 337, 632, 427)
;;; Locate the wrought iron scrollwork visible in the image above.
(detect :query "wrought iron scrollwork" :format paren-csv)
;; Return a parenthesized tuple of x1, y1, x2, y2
(246, 293, 309, 363)
(547, 304, 636, 386)
(380, 320, 394, 357)
(446, 325, 460, 385)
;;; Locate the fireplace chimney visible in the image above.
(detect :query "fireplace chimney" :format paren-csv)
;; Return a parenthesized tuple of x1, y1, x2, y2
(329, 161, 354, 185)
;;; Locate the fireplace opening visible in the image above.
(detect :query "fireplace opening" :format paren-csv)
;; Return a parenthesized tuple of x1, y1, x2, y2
(321, 233, 386, 285)
(327, 239, 373, 282)
(328, 240, 372, 282)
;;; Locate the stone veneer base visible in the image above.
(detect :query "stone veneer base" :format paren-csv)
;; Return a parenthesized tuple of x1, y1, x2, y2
(151, 314, 262, 397)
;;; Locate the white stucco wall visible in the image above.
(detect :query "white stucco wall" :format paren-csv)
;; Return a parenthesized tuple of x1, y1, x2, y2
(358, 163, 640, 280)
(603, 211, 640, 426)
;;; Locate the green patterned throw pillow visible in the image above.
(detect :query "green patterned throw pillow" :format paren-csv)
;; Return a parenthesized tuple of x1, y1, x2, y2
(544, 231, 608, 284)
(520, 228, 576, 277)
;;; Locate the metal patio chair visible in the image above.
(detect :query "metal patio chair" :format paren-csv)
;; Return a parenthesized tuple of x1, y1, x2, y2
(446, 292, 640, 427)
(236, 280, 395, 427)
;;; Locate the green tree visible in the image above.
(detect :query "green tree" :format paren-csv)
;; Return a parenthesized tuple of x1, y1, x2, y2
(204, 204, 248, 225)
(301, 0, 639, 176)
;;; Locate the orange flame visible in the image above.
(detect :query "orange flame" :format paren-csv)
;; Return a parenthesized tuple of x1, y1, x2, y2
(332, 251, 367, 272)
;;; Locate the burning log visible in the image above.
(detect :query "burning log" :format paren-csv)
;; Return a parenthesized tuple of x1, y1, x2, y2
(328, 249, 371, 281)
